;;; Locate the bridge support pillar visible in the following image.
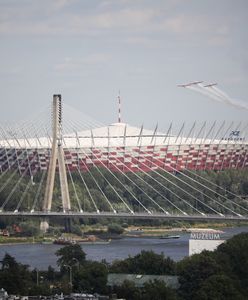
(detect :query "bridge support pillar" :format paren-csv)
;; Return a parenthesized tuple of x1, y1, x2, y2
(40, 219, 49, 233)
(40, 95, 71, 232)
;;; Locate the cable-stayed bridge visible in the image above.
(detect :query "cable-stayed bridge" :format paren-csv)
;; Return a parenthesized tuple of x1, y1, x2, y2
(0, 95, 248, 228)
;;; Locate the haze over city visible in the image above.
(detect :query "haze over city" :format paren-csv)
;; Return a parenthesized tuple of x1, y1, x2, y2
(0, 0, 247, 129)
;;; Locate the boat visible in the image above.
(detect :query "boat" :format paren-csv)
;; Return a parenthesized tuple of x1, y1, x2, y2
(53, 237, 77, 245)
(79, 239, 111, 245)
(41, 239, 54, 244)
(79, 235, 111, 245)
(160, 234, 180, 239)
(126, 228, 144, 235)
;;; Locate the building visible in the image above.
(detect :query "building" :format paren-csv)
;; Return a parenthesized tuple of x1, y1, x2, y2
(107, 273, 179, 289)
(0, 122, 247, 174)
(189, 230, 225, 255)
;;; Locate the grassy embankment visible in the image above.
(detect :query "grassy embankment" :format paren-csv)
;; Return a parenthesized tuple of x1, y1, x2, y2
(1, 221, 247, 244)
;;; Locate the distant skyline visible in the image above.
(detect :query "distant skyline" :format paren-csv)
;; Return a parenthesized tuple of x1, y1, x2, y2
(0, 0, 247, 130)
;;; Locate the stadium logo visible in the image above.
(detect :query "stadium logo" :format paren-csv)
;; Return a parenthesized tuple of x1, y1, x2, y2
(221, 130, 244, 141)
(230, 130, 240, 137)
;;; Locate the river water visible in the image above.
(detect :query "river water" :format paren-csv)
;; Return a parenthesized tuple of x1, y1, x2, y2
(0, 226, 247, 270)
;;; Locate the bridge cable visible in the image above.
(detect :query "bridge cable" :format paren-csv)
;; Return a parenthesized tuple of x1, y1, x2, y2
(62, 138, 83, 212)
(80, 150, 150, 214)
(84, 149, 160, 215)
(129, 155, 222, 215)
(184, 168, 248, 203)
(0, 145, 37, 193)
(76, 166, 100, 213)
(63, 122, 116, 213)
(144, 156, 242, 217)
(14, 177, 34, 212)
(65, 118, 151, 214)
(0, 152, 38, 211)
(65, 119, 152, 215)
(31, 170, 47, 212)
(167, 162, 248, 214)
(80, 148, 134, 214)
(66, 164, 83, 212)
(77, 158, 116, 213)
(114, 154, 205, 216)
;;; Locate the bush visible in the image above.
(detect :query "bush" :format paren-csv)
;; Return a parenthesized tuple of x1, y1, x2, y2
(19, 222, 39, 236)
(107, 223, 124, 234)
(122, 223, 129, 228)
(71, 224, 82, 236)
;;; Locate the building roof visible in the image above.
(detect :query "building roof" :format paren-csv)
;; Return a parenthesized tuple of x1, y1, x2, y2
(0, 122, 244, 149)
(107, 273, 179, 289)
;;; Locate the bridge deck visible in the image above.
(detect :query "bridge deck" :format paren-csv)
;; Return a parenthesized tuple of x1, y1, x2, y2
(0, 211, 247, 222)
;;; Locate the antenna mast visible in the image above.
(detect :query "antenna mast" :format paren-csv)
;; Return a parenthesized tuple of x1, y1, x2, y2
(118, 91, 121, 123)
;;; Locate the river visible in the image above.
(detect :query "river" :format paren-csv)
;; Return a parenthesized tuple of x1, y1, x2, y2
(0, 226, 247, 270)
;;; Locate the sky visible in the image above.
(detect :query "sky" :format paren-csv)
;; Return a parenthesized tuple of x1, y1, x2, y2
(0, 0, 248, 132)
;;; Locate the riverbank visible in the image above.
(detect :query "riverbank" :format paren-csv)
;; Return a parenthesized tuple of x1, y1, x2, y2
(1, 222, 247, 245)
(0, 236, 43, 245)
(0, 226, 247, 270)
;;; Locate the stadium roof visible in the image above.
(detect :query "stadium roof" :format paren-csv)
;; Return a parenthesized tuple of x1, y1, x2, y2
(0, 122, 244, 149)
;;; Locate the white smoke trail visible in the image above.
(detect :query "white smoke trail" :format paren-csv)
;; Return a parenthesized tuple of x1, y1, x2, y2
(211, 86, 248, 110)
(186, 84, 248, 111)
(199, 84, 232, 105)
(187, 85, 224, 104)
(211, 86, 230, 98)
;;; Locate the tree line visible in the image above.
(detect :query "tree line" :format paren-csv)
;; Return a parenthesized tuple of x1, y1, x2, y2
(0, 232, 248, 299)
(0, 168, 247, 215)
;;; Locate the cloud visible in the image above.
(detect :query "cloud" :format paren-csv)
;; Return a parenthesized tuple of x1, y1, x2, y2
(207, 36, 230, 47)
(0, 0, 167, 36)
(49, 0, 76, 11)
(122, 36, 160, 48)
(0, 0, 232, 49)
(158, 14, 229, 36)
(0, 5, 158, 36)
(54, 54, 111, 72)
(0, 66, 22, 76)
(91, 9, 158, 29)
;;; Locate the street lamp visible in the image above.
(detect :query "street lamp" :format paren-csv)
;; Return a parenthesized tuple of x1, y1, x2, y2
(72, 257, 80, 270)
(35, 269, 44, 286)
(35, 269, 39, 286)
(63, 264, 72, 290)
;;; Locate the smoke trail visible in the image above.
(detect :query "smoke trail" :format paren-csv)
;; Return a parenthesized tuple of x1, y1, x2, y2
(212, 86, 229, 98)
(207, 86, 248, 110)
(187, 85, 224, 104)
(186, 84, 248, 111)
(198, 84, 232, 105)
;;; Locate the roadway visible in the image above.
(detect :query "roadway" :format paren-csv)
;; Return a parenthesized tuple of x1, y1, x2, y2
(0, 211, 247, 222)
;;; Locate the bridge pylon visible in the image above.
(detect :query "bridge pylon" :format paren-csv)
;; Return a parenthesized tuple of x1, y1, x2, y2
(40, 95, 71, 232)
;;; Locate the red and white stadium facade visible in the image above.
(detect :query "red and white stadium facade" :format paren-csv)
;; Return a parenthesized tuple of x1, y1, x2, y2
(0, 121, 247, 174)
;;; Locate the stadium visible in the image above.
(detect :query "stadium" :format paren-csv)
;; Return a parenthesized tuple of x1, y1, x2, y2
(0, 94, 248, 220)
(0, 118, 247, 175)
(1, 83, 248, 176)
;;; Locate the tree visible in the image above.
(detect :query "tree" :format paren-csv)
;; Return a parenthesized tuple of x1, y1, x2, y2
(114, 280, 141, 300)
(19, 221, 39, 236)
(1, 253, 19, 269)
(46, 265, 56, 282)
(177, 250, 222, 300)
(0, 253, 32, 295)
(110, 250, 176, 275)
(74, 261, 108, 294)
(56, 244, 86, 269)
(142, 280, 177, 300)
(107, 223, 124, 235)
(70, 224, 82, 236)
(215, 232, 248, 297)
(194, 274, 244, 300)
